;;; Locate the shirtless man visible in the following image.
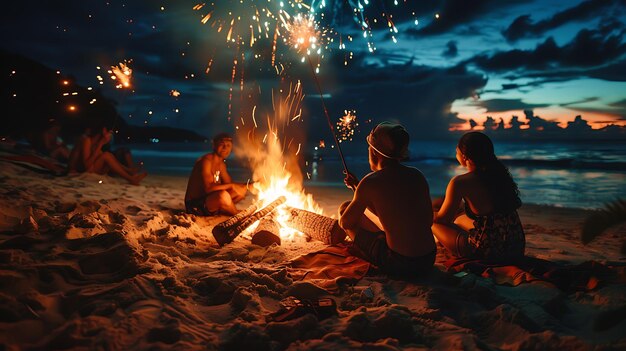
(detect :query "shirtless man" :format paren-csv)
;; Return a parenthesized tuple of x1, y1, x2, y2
(339, 122, 436, 277)
(184, 133, 250, 216)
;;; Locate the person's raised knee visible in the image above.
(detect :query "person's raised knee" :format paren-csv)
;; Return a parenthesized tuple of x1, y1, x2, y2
(338, 200, 351, 216)
(102, 151, 115, 160)
(216, 190, 233, 204)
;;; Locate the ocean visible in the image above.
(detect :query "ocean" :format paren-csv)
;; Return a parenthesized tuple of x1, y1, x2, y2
(129, 140, 626, 210)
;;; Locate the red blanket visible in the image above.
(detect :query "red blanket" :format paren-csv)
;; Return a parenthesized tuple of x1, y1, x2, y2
(444, 256, 626, 291)
(288, 245, 370, 294)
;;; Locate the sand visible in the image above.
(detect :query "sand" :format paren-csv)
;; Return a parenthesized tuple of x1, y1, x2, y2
(0, 162, 625, 350)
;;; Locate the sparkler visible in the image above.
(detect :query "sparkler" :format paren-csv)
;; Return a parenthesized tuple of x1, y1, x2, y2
(109, 61, 133, 89)
(336, 110, 358, 142)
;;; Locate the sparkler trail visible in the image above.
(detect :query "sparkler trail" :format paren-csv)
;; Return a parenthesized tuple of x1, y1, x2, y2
(308, 0, 417, 56)
(194, 1, 317, 119)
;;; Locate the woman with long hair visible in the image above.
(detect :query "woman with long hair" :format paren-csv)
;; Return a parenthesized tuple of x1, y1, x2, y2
(432, 132, 525, 261)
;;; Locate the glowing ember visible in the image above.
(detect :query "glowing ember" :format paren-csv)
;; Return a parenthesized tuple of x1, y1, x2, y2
(170, 89, 181, 97)
(336, 110, 358, 142)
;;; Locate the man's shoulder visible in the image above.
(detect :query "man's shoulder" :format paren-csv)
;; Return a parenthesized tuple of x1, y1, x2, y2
(195, 153, 215, 166)
(403, 164, 426, 177)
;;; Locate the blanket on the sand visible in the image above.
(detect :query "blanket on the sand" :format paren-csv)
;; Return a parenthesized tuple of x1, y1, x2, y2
(288, 245, 370, 294)
(0, 143, 65, 175)
(444, 256, 626, 291)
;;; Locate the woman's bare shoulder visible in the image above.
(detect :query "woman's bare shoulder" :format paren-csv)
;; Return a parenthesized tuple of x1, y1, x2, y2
(451, 172, 479, 185)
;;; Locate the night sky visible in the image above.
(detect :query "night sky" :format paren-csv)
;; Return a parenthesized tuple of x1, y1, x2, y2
(3, 0, 626, 142)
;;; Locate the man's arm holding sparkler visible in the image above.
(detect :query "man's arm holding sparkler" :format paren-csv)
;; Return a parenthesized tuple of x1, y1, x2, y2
(339, 179, 368, 232)
(344, 171, 359, 191)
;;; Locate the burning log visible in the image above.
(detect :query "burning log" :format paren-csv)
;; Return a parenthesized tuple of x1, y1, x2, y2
(212, 203, 259, 234)
(285, 207, 346, 245)
(212, 196, 286, 246)
(251, 216, 281, 247)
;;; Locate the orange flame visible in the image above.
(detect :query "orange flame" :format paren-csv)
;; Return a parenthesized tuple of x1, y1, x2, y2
(236, 81, 323, 241)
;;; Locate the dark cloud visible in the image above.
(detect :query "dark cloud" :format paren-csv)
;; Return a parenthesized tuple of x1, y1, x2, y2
(305, 56, 487, 140)
(505, 59, 626, 83)
(501, 83, 520, 90)
(417, 0, 497, 35)
(587, 59, 626, 81)
(502, 0, 623, 42)
(409, 0, 524, 35)
(474, 98, 550, 112)
(470, 26, 626, 72)
(609, 99, 626, 116)
(560, 97, 600, 106)
(524, 110, 563, 131)
(609, 98, 626, 109)
(442, 40, 458, 58)
(567, 98, 626, 117)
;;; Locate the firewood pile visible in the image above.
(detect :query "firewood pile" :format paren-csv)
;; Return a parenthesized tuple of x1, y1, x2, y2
(212, 196, 346, 247)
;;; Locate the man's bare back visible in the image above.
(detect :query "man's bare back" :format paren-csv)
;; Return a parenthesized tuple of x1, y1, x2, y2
(361, 164, 435, 256)
(339, 122, 436, 277)
(344, 163, 435, 257)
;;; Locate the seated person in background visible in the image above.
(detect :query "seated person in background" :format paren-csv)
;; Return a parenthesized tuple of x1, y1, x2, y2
(102, 143, 141, 174)
(432, 132, 525, 262)
(28, 120, 70, 162)
(185, 133, 251, 216)
(68, 126, 146, 185)
(339, 122, 436, 278)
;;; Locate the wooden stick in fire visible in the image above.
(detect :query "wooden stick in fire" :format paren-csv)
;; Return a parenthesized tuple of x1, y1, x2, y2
(251, 215, 282, 247)
(213, 203, 259, 233)
(212, 196, 287, 246)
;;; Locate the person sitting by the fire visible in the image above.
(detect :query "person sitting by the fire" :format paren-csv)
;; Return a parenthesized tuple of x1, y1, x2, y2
(432, 132, 525, 262)
(339, 122, 436, 278)
(185, 132, 251, 216)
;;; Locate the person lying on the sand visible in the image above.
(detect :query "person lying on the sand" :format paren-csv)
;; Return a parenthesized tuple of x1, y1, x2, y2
(184, 132, 251, 216)
(432, 132, 525, 262)
(67, 126, 147, 185)
(339, 122, 436, 278)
